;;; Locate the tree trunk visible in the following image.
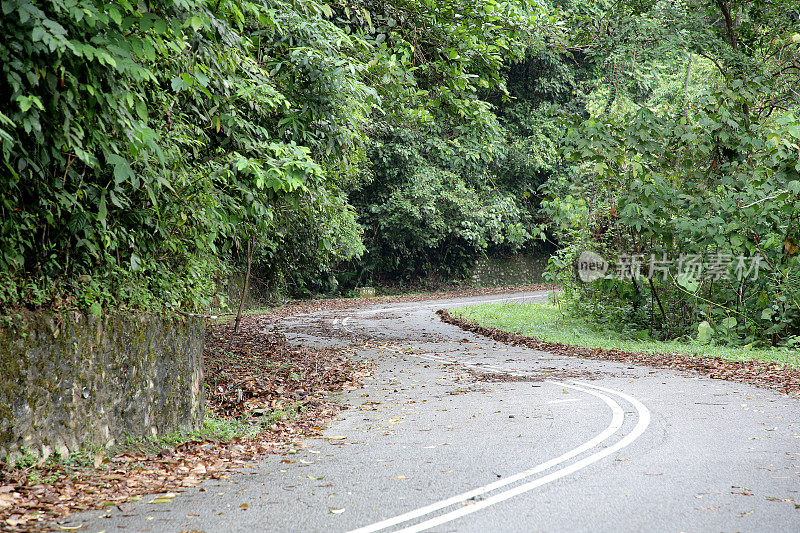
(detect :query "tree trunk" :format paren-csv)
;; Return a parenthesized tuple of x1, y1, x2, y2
(682, 54, 693, 119)
(234, 235, 254, 334)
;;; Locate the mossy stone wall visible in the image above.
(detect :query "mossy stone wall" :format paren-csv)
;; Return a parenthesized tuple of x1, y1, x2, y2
(470, 255, 548, 287)
(0, 311, 204, 463)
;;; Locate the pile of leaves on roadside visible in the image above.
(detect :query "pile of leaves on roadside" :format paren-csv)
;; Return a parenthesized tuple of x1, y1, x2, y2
(205, 314, 372, 418)
(438, 310, 800, 396)
(0, 315, 372, 532)
(0, 439, 276, 531)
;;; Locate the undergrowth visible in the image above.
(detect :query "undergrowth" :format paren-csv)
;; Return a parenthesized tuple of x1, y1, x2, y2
(452, 302, 800, 369)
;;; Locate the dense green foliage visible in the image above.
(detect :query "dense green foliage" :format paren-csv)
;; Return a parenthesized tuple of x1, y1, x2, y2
(342, 1, 549, 282)
(544, 0, 800, 347)
(348, 129, 537, 281)
(0, 0, 545, 310)
(1, 0, 357, 311)
(4, 0, 797, 349)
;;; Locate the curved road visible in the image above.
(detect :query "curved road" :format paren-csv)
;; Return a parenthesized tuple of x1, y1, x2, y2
(66, 291, 800, 532)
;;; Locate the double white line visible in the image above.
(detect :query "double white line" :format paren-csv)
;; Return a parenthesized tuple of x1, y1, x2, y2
(348, 380, 650, 533)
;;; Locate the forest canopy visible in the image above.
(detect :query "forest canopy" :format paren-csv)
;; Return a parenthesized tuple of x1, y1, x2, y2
(0, 0, 542, 312)
(1, 0, 798, 346)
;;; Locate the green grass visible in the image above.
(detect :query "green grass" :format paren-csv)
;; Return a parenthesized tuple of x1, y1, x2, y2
(6, 410, 307, 486)
(258, 401, 306, 427)
(113, 415, 264, 456)
(451, 302, 800, 369)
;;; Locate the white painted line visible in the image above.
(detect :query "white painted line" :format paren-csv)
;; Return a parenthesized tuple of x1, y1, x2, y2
(401, 353, 452, 366)
(347, 381, 625, 533)
(547, 398, 581, 404)
(392, 381, 651, 533)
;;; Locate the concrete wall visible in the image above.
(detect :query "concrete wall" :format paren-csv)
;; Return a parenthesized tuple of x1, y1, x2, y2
(470, 255, 548, 287)
(0, 311, 205, 463)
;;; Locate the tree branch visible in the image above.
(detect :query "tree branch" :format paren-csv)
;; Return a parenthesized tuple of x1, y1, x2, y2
(715, 0, 737, 51)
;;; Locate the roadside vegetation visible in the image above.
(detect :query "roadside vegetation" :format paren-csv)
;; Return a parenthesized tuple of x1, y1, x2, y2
(452, 301, 800, 369)
(1, 0, 553, 313)
(4, 1, 796, 344)
(540, 1, 800, 349)
(2, 0, 798, 524)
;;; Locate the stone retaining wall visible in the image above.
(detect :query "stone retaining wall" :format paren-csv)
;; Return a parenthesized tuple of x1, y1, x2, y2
(470, 255, 549, 287)
(0, 311, 205, 463)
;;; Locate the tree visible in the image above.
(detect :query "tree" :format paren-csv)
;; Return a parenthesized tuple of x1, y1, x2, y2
(544, 0, 800, 345)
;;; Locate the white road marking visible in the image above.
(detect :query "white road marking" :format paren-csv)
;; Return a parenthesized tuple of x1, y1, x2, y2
(347, 381, 627, 533)
(393, 381, 651, 533)
(285, 292, 649, 532)
(547, 398, 581, 404)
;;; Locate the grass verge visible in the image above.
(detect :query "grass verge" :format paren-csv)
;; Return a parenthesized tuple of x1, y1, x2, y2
(7, 415, 263, 481)
(109, 415, 264, 458)
(451, 302, 800, 369)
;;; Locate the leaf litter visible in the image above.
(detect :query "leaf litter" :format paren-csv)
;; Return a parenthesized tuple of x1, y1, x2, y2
(438, 310, 800, 396)
(0, 313, 372, 532)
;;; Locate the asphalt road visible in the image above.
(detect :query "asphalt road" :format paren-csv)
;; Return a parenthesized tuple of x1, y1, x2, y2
(63, 291, 800, 532)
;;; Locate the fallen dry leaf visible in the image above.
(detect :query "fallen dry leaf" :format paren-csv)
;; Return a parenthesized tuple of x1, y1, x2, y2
(766, 496, 795, 503)
(437, 310, 800, 396)
(2, 288, 558, 532)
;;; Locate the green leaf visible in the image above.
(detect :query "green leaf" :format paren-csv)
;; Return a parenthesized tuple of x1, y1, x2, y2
(89, 302, 102, 317)
(189, 16, 203, 31)
(17, 95, 44, 113)
(109, 155, 134, 185)
(170, 77, 189, 91)
(153, 18, 167, 34)
(697, 321, 714, 344)
(135, 100, 148, 121)
(108, 6, 122, 25)
(130, 253, 142, 272)
(676, 274, 699, 293)
(97, 193, 107, 223)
